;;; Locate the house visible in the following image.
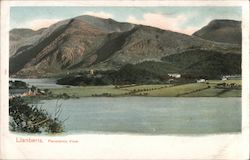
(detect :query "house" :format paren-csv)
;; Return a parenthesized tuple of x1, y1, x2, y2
(168, 73, 181, 78)
(90, 69, 95, 75)
(197, 79, 206, 83)
(222, 77, 228, 81)
(221, 75, 241, 80)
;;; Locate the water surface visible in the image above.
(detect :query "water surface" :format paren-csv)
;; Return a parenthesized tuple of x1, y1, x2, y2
(10, 78, 65, 88)
(38, 97, 241, 135)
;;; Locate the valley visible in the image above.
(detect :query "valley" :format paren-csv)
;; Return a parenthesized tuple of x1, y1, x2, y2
(9, 15, 242, 98)
(8, 12, 242, 135)
(9, 15, 241, 81)
(50, 80, 241, 97)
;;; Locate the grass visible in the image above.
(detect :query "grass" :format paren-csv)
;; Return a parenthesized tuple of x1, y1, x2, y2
(184, 88, 241, 97)
(47, 80, 241, 98)
(140, 83, 209, 97)
(184, 88, 223, 97)
(218, 89, 241, 97)
(50, 85, 130, 97)
(207, 80, 242, 85)
(121, 84, 171, 91)
(183, 80, 241, 97)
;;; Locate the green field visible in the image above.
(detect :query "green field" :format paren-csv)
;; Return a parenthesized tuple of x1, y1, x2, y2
(50, 85, 129, 97)
(207, 80, 242, 85)
(184, 88, 241, 97)
(183, 80, 241, 97)
(49, 80, 241, 97)
(121, 84, 171, 91)
(139, 83, 209, 97)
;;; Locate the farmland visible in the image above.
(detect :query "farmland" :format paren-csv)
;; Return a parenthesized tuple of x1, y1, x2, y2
(49, 80, 241, 97)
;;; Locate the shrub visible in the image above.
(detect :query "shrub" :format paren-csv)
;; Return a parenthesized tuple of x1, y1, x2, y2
(9, 97, 64, 133)
(9, 80, 28, 89)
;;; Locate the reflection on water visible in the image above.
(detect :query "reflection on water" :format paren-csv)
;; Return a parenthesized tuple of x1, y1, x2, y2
(10, 78, 66, 88)
(38, 97, 241, 135)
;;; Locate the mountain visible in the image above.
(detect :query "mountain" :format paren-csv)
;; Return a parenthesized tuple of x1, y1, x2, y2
(74, 15, 135, 32)
(193, 19, 241, 44)
(56, 48, 242, 85)
(9, 16, 241, 78)
(10, 28, 46, 57)
(114, 49, 241, 81)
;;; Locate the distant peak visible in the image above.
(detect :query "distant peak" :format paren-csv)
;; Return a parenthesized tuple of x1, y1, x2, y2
(10, 28, 35, 32)
(209, 19, 241, 23)
(75, 14, 111, 20)
(193, 19, 242, 44)
(208, 19, 241, 27)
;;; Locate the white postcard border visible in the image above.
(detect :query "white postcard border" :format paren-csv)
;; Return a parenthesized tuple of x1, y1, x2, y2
(1, 1, 249, 159)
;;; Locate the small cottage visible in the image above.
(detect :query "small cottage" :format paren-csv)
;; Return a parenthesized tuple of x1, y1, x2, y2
(197, 79, 206, 83)
(168, 73, 181, 78)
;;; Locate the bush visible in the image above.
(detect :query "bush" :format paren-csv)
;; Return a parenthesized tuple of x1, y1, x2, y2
(9, 80, 28, 89)
(9, 97, 64, 133)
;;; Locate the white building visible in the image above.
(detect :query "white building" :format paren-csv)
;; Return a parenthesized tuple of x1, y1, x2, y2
(168, 73, 181, 78)
(197, 79, 206, 83)
(221, 75, 241, 80)
(90, 69, 95, 75)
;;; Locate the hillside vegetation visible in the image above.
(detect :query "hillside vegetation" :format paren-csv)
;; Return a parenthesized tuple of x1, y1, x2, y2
(9, 16, 241, 78)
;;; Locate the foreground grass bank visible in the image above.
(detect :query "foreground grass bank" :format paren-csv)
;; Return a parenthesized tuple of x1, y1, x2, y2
(49, 80, 241, 98)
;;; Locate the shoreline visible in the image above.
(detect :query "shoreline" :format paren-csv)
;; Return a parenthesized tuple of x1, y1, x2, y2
(10, 80, 242, 99)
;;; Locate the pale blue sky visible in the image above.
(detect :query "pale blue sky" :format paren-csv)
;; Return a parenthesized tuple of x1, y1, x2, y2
(10, 6, 241, 34)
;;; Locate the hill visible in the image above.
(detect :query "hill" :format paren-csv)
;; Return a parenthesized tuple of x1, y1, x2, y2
(193, 19, 241, 44)
(9, 16, 241, 79)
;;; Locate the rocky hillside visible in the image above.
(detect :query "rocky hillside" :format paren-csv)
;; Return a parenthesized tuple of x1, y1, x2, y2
(9, 16, 241, 78)
(10, 28, 46, 57)
(193, 19, 241, 44)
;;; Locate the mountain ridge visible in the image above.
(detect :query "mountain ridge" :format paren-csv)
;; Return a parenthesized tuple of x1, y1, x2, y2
(193, 19, 241, 44)
(9, 15, 241, 78)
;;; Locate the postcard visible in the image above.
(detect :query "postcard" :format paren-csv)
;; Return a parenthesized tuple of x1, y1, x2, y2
(0, 0, 249, 159)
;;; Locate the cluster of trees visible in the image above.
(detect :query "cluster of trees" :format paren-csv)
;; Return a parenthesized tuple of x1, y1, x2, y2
(92, 93, 112, 97)
(216, 83, 241, 89)
(9, 80, 28, 89)
(9, 97, 64, 133)
(57, 64, 169, 86)
(125, 85, 169, 95)
(161, 49, 241, 79)
(111, 64, 161, 85)
(124, 92, 148, 96)
(57, 49, 242, 87)
(57, 71, 113, 86)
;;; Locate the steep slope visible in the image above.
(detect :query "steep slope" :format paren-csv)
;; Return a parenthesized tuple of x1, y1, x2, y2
(75, 15, 135, 33)
(193, 19, 241, 44)
(9, 15, 135, 57)
(57, 48, 241, 85)
(9, 28, 46, 57)
(87, 25, 240, 70)
(10, 28, 46, 39)
(107, 25, 234, 64)
(9, 16, 241, 78)
(161, 49, 241, 79)
(10, 18, 108, 76)
(112, 49, 241, 82)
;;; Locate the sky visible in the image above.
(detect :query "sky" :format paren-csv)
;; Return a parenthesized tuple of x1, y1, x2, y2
(10, 6, 241, 35)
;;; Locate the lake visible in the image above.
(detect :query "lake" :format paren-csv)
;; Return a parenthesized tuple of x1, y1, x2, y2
(10, 78, 66, 88)
(38, 97, 241, 135)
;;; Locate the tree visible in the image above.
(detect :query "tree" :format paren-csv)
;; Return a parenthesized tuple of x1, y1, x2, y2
(9, 97, 64, 133)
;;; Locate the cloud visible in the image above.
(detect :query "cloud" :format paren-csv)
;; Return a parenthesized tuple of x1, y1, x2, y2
(179, 26, 200, 35)
(13, 11, 114, 30)
(22, 19, 61, 30)
(15, 12, 202, 34)
(127, 13, 198, 35)
(84, 11, 114, 19)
